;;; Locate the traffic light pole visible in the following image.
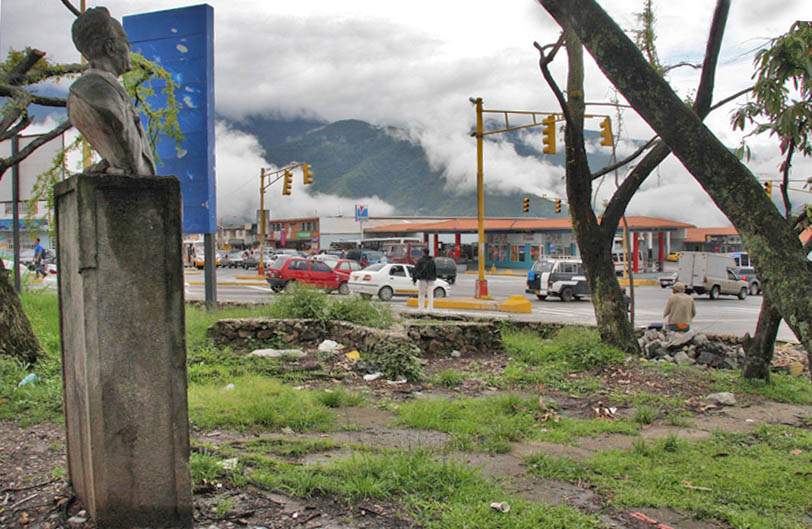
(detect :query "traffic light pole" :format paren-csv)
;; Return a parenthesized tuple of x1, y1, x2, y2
(473, 98, 488, 298)
(257, 162, 312, 275)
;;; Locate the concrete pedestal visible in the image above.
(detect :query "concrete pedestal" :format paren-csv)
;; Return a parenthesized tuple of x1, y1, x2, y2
(55, 174, 192, 528)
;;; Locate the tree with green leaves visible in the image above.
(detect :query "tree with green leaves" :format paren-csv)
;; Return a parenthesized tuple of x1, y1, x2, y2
(0, 3, 182, 363)
(539, 0, 812, 379)
(731, 21, 812, 380)
(533, 0, 730, 354)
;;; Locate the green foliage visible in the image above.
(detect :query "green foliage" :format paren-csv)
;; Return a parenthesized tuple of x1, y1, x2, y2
(326, 295, 395, 328)
(315, 388, 365, 408)
(267, 284, 328, 320)
(368, 341, 423, 382)
(732, 21, 812, 157)
(632, 405, 659, 425)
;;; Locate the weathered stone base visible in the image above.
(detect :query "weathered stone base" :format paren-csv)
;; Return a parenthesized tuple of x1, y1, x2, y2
(55, 174, 192, 529)
(207, 318, 505, 356)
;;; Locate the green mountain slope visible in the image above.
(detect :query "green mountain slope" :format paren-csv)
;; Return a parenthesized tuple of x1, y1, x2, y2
(231, 117, 566, 218)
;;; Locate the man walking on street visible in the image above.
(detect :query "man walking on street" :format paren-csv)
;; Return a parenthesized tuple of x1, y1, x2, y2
(33, 238, 47, 279)
(663, 282, 695, 332)
(413, 248, 437, 311)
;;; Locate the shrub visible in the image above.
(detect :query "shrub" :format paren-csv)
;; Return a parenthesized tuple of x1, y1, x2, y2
(369, 341, 423, 381)
(267, 284, 328, 319)
(326, 295, 395, 328)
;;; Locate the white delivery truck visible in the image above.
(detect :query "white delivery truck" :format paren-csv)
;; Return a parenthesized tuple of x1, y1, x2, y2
(677, 251, 749, 300)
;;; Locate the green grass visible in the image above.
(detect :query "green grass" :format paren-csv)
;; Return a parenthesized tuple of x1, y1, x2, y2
(395, 394, 638, 452)
(432, 368, 465, 388)
(527, 425, 812, 529)
(247, 449, 601, 529)
(187, 375, 335, 432)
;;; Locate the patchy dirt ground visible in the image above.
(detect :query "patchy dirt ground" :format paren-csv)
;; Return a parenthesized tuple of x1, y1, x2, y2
(2, 356, 810, 529)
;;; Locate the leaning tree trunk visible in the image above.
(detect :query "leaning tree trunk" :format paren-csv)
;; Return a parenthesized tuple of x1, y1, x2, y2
(540, 0, 812, 379)
(563, 26, 640, 354)
(742, 295, 781, 381)
(0, 258, 40, 364)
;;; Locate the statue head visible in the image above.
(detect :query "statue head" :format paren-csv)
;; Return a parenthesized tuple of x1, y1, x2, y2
(72, 7, 131, 76)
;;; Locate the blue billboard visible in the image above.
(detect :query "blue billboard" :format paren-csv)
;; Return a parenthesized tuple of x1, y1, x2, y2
(123, 5, 216, 235)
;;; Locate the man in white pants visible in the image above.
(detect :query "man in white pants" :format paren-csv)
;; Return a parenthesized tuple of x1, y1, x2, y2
(412, 248, 437, 310)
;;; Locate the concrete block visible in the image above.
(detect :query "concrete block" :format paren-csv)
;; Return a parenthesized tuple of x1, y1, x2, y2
(55, 174, 192, 528)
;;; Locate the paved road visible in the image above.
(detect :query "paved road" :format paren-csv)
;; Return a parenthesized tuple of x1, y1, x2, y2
(186, 267, 797, 342)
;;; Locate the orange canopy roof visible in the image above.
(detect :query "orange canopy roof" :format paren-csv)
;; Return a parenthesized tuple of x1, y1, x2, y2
(367, 216, 693, 234)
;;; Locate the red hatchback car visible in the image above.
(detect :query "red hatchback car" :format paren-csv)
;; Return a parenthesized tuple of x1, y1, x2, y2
(265, 257, 350, 294)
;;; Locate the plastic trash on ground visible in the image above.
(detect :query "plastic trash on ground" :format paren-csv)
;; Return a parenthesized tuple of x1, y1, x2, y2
(318, 339, 343, 353)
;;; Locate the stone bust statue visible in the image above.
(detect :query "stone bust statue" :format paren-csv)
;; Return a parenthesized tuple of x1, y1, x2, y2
(67, 7, 156, 176)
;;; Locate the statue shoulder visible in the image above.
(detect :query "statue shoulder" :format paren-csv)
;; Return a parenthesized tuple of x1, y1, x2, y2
(69, 71, 125, 106)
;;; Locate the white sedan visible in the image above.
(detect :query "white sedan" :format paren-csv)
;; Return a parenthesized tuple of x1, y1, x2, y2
(348, 263, 450, 301)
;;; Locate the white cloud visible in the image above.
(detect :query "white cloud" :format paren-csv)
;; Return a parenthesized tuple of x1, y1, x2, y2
(2, 0, 808, 228)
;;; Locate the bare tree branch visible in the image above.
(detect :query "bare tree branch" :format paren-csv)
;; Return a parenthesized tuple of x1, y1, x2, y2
(599, 0, 730, 236)
(591, 136, 658, 180)
(0, 120, 71, 177)
(0, 114, 33, 142)
(710, 86, 752, 112)
(662, 61, 702, 74)
(60, 0, 81, 17)
(534, 40, 575, 130)
(0, 86, 67, 107)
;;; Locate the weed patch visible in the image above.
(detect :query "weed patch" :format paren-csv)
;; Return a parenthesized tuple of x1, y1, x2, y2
(188, 375, 335, 432)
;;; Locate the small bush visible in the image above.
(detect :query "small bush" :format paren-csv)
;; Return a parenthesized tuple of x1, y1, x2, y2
(369, 341, 423, 381)
(434, 368, 464, 388)
(267, 284, 328, 319)
(326, 296, 395, 328)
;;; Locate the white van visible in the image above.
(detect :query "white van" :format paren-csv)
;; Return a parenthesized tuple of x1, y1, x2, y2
(678, 251, 749, 299)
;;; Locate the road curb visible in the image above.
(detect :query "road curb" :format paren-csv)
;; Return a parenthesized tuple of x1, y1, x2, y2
(406, 295, 532, 313)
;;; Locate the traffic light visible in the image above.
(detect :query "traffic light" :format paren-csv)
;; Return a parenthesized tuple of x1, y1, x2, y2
(522, 197, 530, 213)
(599, 117, 613, 147)
(554, 199, 562, 213)
(541, 115, 556, 154)
(282, 170, 292, 195)
(763, 180, 772, 198)
(302, 163, 313, 184)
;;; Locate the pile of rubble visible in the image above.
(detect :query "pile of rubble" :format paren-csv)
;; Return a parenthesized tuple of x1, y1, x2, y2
(637, 328, 809, 374)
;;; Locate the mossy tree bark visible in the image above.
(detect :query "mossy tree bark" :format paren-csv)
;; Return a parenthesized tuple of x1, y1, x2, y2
(560, 27, 639, 354)
(0, 259, 40, 363)
(540, 0, 812, 379)
(742, 296, 781, 381)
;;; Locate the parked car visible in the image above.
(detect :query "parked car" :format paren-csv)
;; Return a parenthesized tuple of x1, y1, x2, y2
(220, 250, 246, 268)
(316, 256, 362, 274)
(732, 266, 761, 295)
(658, 271, 678, 288)
(265, 257, 350, 294)
(666, 251, 681, 262)
(345, 248, 386, 268)
(525, 258, 589, 302)
(242, 251, 260, 269)
(433, 256, 457, 284)
(381, 242, 428, 264)
(348, 262, 449, 301)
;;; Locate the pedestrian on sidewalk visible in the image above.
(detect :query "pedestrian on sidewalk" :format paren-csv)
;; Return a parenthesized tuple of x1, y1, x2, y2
(663, 282, 695, 332)
(33, 238, 47, 279)
(412, 248, 437, 310)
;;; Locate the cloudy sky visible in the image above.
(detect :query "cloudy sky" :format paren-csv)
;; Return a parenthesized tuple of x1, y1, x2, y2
(1, 0, 809, 227)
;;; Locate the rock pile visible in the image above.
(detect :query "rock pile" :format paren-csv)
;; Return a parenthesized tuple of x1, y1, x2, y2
(637, 329, 744, 370)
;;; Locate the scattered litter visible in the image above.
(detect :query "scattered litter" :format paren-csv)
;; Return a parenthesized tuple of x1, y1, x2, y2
(450, 350, 462, 358)
(292, 386, 305, 390)
(489, 501, 510, 513)
(681, 481, 712, 492)
(17, 373, 38, 387)
(250, 348, 306, 359)
(318, 340, 343, 353)
(291, 512, 299, 519)
(216, 457, 239, 470)
(224, 383, 235, 391)
(345, 350, 361, 361)
(386, 378, 408, 385)
(281, 427, 294, 434)
(363, 372, 382, 381)
(593, 401, 617, 419)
